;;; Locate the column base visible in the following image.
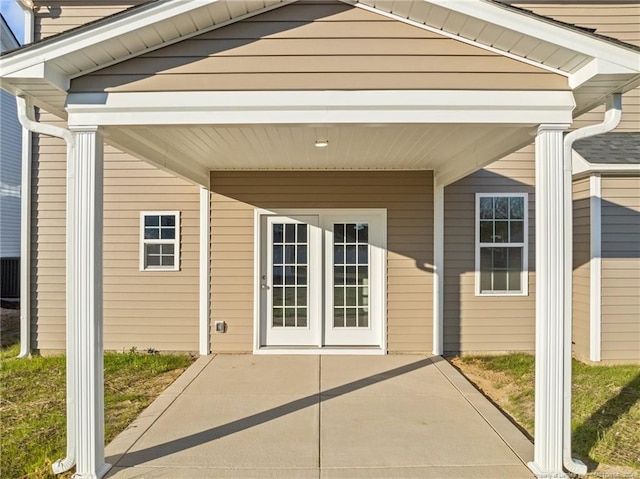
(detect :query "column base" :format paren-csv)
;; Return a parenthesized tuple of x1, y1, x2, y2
(71, 462, 112, 479)
(527, 461, 569, 479)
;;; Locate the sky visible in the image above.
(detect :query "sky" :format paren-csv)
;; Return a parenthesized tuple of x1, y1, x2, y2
(1, 0, 25, 44)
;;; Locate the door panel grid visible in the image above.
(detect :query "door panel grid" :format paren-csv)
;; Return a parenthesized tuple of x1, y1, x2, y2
(333, 223, 370, 328)
(272, 223, 309, 328)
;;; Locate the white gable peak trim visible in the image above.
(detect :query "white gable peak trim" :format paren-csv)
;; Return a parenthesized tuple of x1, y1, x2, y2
(414, 0, 640, 72)
(65, 90, 576, 127)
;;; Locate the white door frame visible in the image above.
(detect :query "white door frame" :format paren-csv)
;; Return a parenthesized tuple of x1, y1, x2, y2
(253, 208, 387, 355)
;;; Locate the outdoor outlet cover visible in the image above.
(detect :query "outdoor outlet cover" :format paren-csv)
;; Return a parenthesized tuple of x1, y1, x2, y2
(215, 321, 226, 333)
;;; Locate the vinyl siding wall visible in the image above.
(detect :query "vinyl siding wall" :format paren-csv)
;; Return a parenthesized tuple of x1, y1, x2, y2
(210, 171, 433, 353)
(443, 147, 536, 354)
(572, 177, 591, 362)
(0, 90, 22, 259)
(600, 176, 640, 363)
(32, 2, 200, 353)
(71, 1, 568, 93)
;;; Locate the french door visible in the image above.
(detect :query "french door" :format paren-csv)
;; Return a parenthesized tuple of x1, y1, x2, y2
(259, 210, 385, 349)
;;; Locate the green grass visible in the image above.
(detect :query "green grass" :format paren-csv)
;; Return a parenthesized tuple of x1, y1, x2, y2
(456, 353, 640, 469)
(0, 344, 195, 479)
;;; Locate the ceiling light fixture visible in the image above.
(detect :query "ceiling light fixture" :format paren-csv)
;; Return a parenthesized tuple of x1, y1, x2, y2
(315, 140, 329, 148)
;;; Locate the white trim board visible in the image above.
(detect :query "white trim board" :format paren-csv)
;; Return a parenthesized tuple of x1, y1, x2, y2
(66, 90, 576, 127)
(573, 150, 640, 177)
(589, 175, 602, 362)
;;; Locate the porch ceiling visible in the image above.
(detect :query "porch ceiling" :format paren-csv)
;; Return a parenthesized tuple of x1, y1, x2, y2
(102, 122, 533, 187)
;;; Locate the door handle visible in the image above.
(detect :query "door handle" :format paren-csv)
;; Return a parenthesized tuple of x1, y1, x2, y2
(261, 284, 270, 290)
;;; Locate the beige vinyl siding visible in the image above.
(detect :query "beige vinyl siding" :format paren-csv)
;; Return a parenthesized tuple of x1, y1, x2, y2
(34, 1, 146, 41)
(71, 1, 568, 93)
(444, 146, 536, 354)
(572, 177, 591, 362)
(514, 3, 639, 133)
(31, 120, 200, 352)
(600, 176, 640, 363)
(210, 171, 433, 353)
(31, 2, 201, 353)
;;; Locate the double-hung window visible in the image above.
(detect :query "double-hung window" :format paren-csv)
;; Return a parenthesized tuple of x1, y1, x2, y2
(140, 211, 180, 271)
(476, 194, 527, 295)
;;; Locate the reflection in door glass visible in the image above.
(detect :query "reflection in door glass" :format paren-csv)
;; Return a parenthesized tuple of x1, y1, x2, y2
(272, 223, 309, 328)
(333, 223, 369, 328)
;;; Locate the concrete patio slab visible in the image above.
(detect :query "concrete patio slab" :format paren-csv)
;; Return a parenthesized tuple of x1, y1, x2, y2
(183, 354, 320, 396)
(115, 394, 319, 469)
(319, 356, 459, 397)
(320, 394, 522, 467)
(105, 354, 534, 479)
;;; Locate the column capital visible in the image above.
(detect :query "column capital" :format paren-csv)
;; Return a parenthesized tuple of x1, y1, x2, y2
(68, 125, 100, 133)
(537, 123, 570, 134)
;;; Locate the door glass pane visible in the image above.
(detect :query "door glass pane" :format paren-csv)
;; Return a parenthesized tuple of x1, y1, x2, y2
(272, 222, 309, 328)
(333, 222, 369, 328)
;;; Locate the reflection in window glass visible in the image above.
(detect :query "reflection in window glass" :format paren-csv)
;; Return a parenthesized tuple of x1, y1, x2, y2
(333, 223, 370, 328)
(477, 195, 526, 294)
(271, 222, 310, 328)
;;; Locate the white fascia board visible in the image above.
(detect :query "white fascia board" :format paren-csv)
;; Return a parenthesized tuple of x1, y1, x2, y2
(426, 0, 640, 72)
(569, 59, 640, 89)
(4, 63, 69, 91)
(0, 0, 295, 82)
(572, 150, 640, 176)
(0, 0, 210, 76)
(66, 90, 575, 126)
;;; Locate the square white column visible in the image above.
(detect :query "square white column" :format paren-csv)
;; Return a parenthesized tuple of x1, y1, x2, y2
(67, 127, 110, 479)
(528, 124, 570, 478)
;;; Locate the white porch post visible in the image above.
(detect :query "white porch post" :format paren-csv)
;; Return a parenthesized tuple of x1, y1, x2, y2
(432, 180, 444, 356)
(528, 124, 570, 478)
(199, 186, 211, 355)
(67, 126, 110, 479)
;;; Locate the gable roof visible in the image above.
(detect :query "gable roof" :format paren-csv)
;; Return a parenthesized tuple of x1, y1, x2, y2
(574, 133, 640, 165)
(1, 0, 639, 118)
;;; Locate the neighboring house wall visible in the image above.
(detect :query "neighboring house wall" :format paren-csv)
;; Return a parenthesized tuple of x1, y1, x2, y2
(210, 171, 434, 353)
(32, 2, 199, 353)
(572, 177, 591, 362)
(443, 146, 536, 355)
(1, 16, 22, 299)
(600, 176, 640, 363)
(70, 1, 568, 93)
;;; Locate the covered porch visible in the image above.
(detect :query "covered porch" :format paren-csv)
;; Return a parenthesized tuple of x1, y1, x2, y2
(1, 1, 639, 478)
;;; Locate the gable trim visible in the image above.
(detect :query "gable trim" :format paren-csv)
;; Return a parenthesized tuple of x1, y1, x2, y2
(353, 2, 569, 78)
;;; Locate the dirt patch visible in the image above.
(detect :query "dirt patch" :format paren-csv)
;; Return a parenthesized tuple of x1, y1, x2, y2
(1, 308, 20, 348)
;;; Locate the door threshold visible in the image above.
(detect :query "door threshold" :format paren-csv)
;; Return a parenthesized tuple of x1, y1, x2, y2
(254, 346, 386, 355)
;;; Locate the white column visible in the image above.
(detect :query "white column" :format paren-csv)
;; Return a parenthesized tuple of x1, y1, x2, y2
(589, 174, 602, 362)
(199, 187, 211, 355)
(432, 181, 444, 356)
(67, 127, 110, 479)
(528, 124, 570, 478)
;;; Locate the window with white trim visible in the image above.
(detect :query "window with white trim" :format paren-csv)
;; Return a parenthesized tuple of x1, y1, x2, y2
(476, 194, 527, 295)
(140, 212, 180, 271)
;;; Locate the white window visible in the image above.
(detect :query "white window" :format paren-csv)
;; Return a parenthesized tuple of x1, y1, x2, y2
(475, 194, 528, 296)
(140, 211, 180, 271)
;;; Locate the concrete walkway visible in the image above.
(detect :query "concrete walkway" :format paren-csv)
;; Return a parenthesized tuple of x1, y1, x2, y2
(105, 355, 535, 478)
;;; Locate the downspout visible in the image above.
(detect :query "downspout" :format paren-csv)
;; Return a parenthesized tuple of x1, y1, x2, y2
(16, 95, 78, 475)
(16, 0, 35, 359)
(562, 93, 621, 475)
